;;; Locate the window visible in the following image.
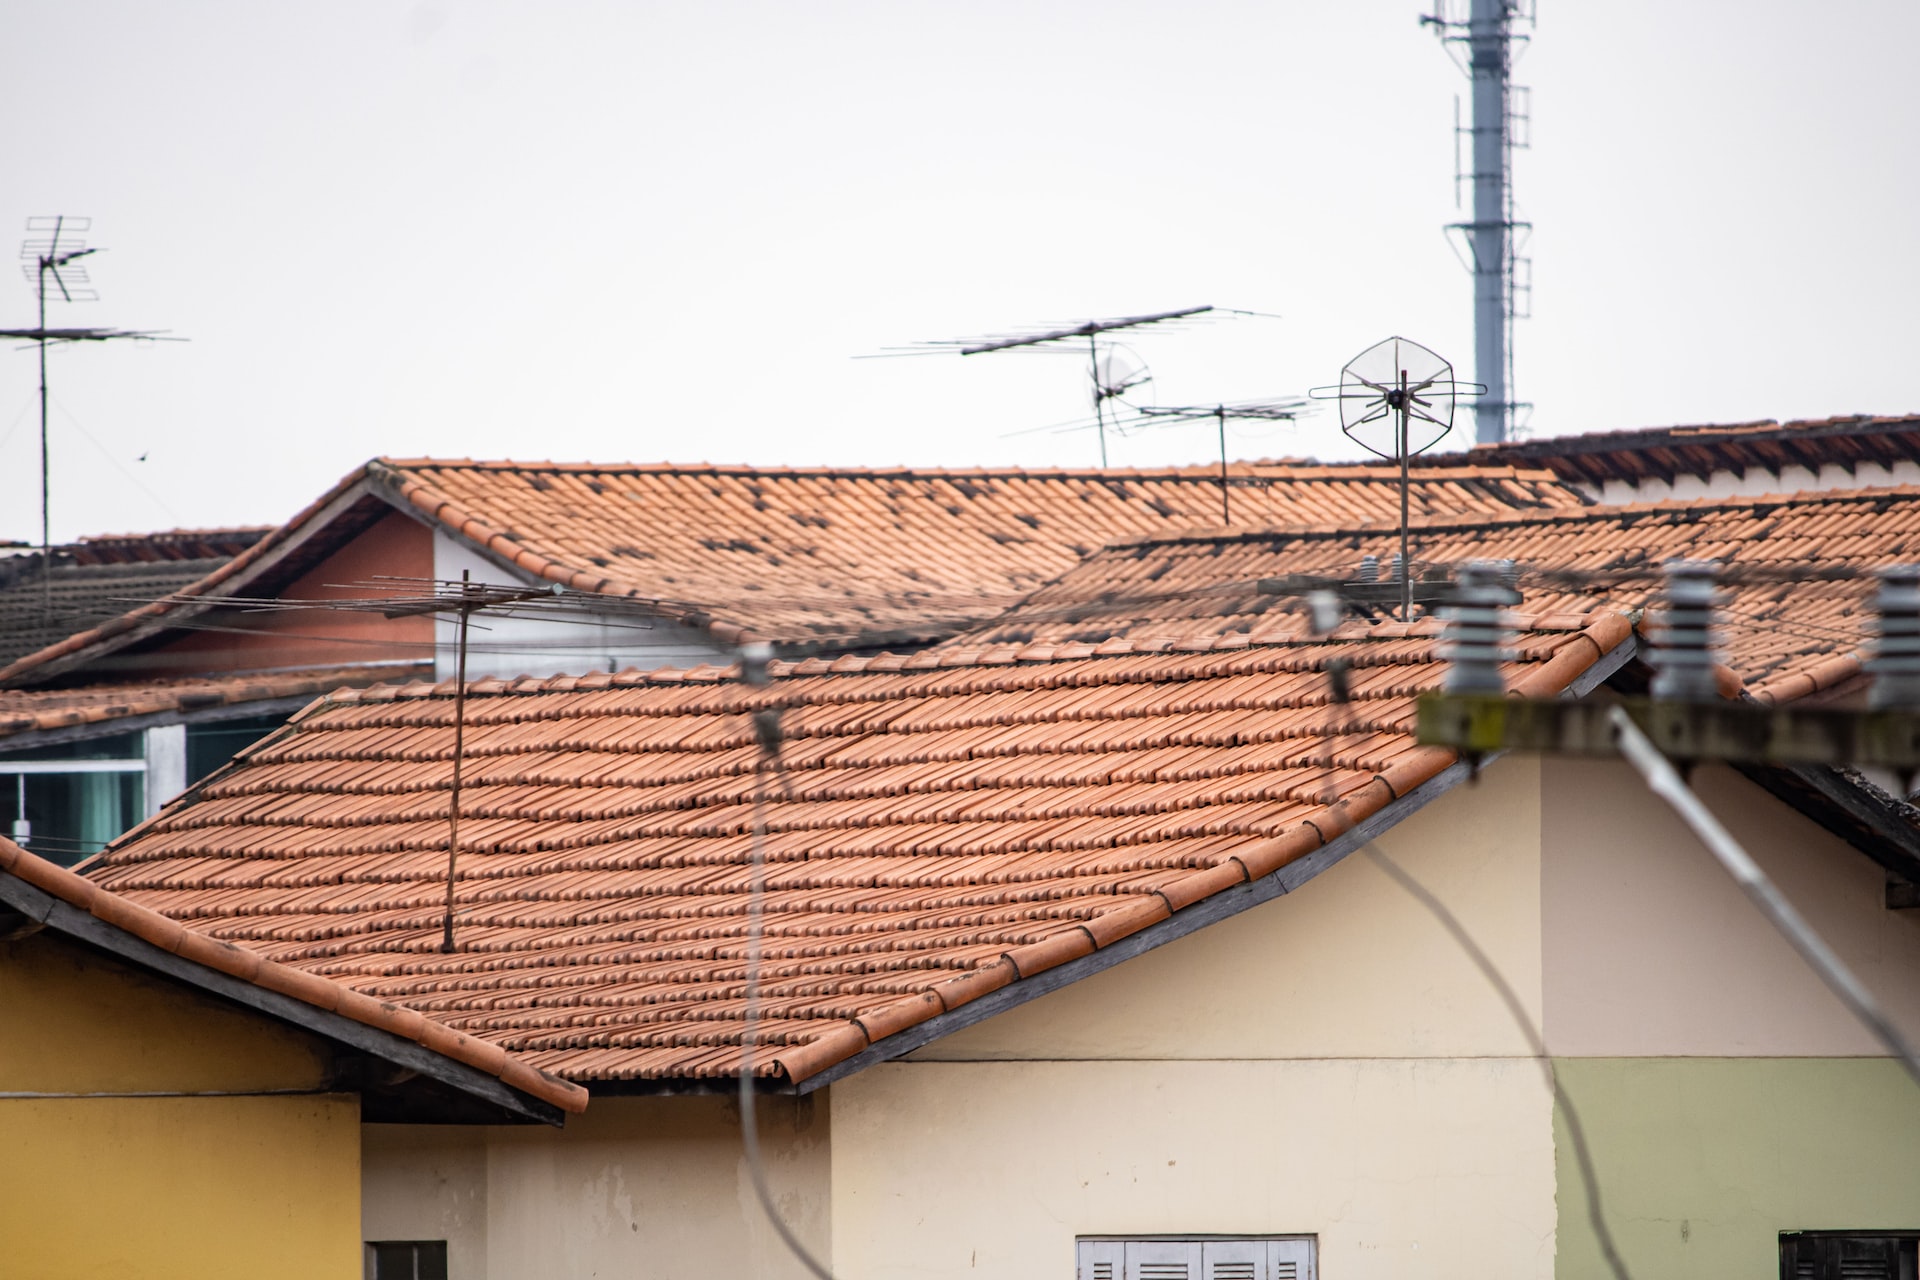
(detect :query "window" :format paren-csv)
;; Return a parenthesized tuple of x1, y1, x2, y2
(0, 732, 145, 866)
(1780, 1231, 1919, 1280)
(366, 1240, 448, 1280)
(1077, 1236, 1315, 1280)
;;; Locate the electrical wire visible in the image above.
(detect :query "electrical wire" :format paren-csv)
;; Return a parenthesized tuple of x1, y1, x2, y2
(1361, 840, 1633, 1280)
(738, 701, 840, 1280)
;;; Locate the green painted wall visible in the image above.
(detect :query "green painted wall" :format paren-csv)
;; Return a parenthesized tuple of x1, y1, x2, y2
(1553, 1057, 1920, 1278)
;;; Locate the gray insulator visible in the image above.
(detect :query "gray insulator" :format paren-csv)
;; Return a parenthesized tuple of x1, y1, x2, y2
(1357, 554, 1380, 583)
(1443, 561, 1512, 696)
(1498, 559, 1521, 591)
(1389, 552, 1406, 582)
(1870, 566, 1920, 711)
(1649, 560, 1723, 702)
(738, 641, 774, 688)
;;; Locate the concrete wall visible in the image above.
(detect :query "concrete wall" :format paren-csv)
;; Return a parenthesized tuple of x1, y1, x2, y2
(0, 930, 361, 1280)
(363, 1094, 831, 1280)
(1541, 758, 1920, 1057)
(1552, 1058, 1920, 1279)
(432, 532, 730, 682)
(835, 756, 1558, 1280)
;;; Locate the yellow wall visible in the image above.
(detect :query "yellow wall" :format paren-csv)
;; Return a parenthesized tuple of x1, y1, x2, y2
(364, 1095, 831, 1280)
(0, 930, 363, 1280)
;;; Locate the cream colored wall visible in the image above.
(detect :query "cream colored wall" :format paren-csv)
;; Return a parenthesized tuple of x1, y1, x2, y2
(918, 753, 1545, 1062)
(832, 756, 1556, 1279)
(833, 1059, 1555, 1280)
(1540, 758, 1920, 1057)
(363, 1094, 831, 1280)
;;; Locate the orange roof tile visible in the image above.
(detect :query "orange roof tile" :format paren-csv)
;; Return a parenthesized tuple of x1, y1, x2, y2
(0, 665, 430, 742)
(952, 486, 1920, 697)
(0, 458, 1585, 686)
(82, 614, 1628, 1086)
(0, 834, 585, 1114)
(370, 458, 1581, 648)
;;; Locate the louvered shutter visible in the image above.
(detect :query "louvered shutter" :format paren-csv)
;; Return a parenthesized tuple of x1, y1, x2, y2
(1268, 1238, 1315, 1280)
(1200, 1238, 1267, 1280)
(1077, 1239, 1126, 1280)
(1125, 1239, 1205, 1280)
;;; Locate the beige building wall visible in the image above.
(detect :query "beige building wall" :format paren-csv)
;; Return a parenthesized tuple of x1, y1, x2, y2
(1541, 758, 1920, 1057)
(834, 756, 1559, 1280)
(362, 1094, 830, 1280)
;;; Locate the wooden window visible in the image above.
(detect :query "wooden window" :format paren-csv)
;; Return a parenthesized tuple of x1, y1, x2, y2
(1077, 1236, 1316, 1280)
(1780, 1231, 1919, 1280)
(366, 1240, 449, 1280)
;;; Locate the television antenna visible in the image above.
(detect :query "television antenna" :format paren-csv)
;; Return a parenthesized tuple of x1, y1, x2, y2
(1311, 336, 1483, 619)
(1132, 398, 1311, 526)
(2, 216, 177, 616)
(874, 305, 1276, 466)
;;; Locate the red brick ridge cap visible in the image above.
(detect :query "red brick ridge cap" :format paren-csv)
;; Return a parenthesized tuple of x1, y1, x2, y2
(0, 836, 587, 1115)
(769, 610, 1634, 1086)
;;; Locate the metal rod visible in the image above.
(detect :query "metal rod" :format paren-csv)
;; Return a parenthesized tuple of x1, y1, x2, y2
(37, 228, 51, 621)
(1089, 332, 1107, 467)
(440, 569, 472, 954)
(1217, 407, 1230, 525)
(1399, 367, 1412, 621)
(1609, 706, 1920, 1088)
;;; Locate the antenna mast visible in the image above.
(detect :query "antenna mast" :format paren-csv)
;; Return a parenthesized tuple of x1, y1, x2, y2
(7, 217, 175, 618)
(1425, 2, 1532, 444)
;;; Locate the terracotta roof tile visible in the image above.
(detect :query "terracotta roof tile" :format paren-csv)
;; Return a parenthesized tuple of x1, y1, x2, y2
(950, 486, 1920, 696)
(82, 616, 1626, 1085)
(0, 665, 430, 743)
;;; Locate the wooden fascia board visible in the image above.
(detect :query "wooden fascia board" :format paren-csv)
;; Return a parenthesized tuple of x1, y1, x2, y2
(1734, 762, 1920, 888)
(0, 872, 563, 1126)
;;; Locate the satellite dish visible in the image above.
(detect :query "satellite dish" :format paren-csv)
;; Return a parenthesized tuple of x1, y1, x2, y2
(1329, 335, 1466, 461)
(1309, 337, 1485, 621)
(1093, 342, 1152, 407)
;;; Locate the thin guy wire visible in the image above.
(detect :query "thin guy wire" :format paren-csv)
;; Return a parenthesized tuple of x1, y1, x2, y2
(1361, 841, 1633, 1280)
(1609, 706, 1920, 1088)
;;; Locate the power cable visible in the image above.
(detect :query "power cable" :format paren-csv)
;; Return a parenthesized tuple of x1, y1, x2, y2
(1361, 840, 1633, 1280)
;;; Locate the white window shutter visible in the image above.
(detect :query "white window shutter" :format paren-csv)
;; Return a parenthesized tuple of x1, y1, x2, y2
(1077, 1239, 1126, 1280)
(1124, 1239, 1205, 1280)
(1268, 1238, 1314, 1280)
(1200, 1238, 1268, 1280)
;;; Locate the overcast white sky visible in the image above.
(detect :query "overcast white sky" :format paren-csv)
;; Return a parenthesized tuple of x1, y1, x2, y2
(3, 1, 1916, 541)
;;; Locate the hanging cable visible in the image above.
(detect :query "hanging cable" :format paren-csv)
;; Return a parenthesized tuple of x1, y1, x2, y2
(736, 643, 840, 1280)
(1361, 840, 1633, 1280)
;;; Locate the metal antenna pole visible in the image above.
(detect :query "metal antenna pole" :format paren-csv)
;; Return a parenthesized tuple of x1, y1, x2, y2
(36, 245, 50, 618)
(1089, 332, 1108, 467)
(441, 569, 472, 953)
(1398, 368, 1412, 621)
(1216, 406, 1230, 526)
(1467, 0, 1510, 443)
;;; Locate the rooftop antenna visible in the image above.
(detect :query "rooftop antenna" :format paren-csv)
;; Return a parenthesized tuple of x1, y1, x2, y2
(1311, 336, 1482, 620)
(1132, 398, 1311, 525)
(3, 216, 176, 618)
(1422, 1, 1533, 444)
(875, 306, 1221, 466)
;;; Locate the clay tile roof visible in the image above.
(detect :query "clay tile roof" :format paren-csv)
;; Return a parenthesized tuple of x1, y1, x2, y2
(365, 457, 1585, 649)
(1421, 412, 1920, 488)
(82, 613, 1628, 1087)
(0, 834, 585, 1114)
(0, 664, 431, 744)
(950, 486, 1920, 697)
